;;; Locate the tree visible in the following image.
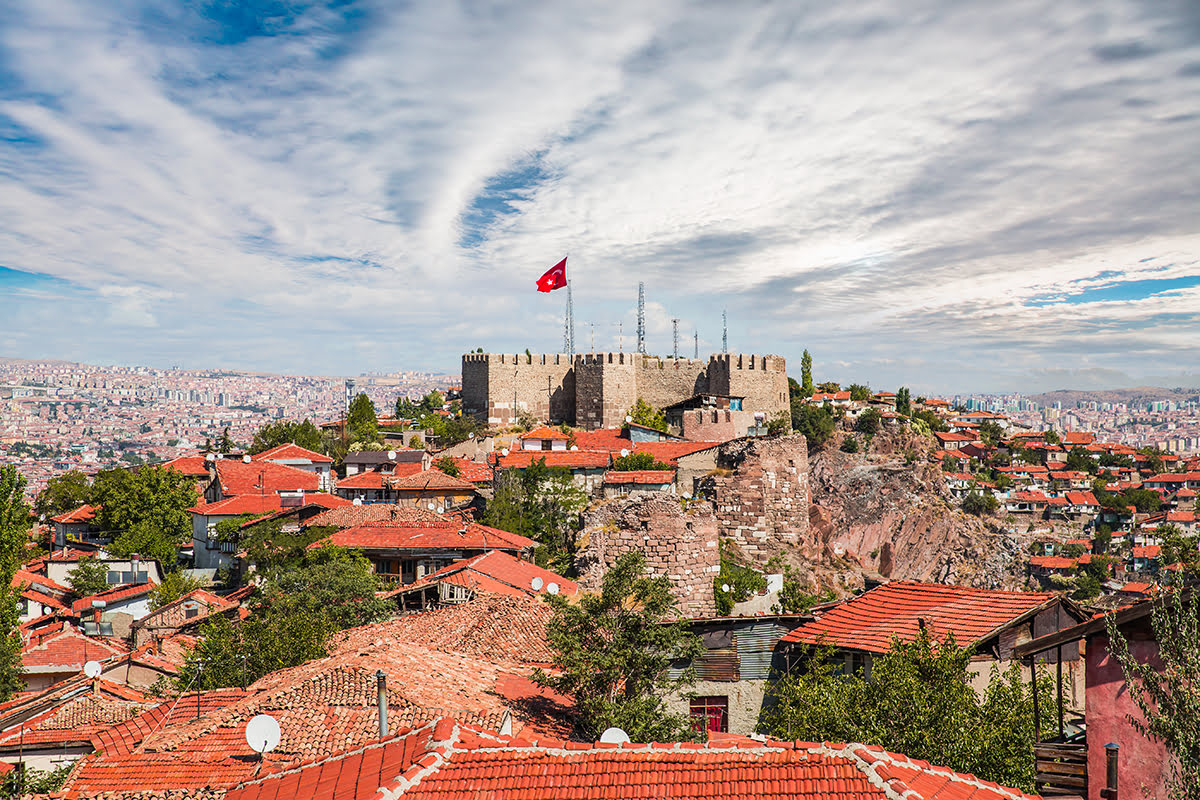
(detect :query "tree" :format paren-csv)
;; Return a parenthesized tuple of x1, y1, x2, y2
(847, 384, 872, 402)
(33, 470, 92, 519)
(419, 391, 444, 414)
(612, 452, 672, 471)
(533, 551, 704, 742)
(800, 350, 814, 397)
(395, 396, 419, 419)
(148, 571, 204, 610)
(434, 456, 460, 477)
(1106, 591, 1200, 798)
(766, 410, 791, 436)
(1157, 525, 1200, 579)
(347, 393, 379, 445)
(759, 630, 1051, 792)
(1065, 447, 1095, 474)
(67, 557, 111, 598)
(626, 398, 667, 433)
(977, 420, 1005, 448)
(816, 381, 841, 395)
(1138, 447, 1166, 476)
(855, 408, 882, 436)
(840, 437, 859, 453)
(1043, 429, 1060, 445)
(962, 491, 997, 516)
(217, 427, 235, 454)
(0, 466, 30, 700)
(248, 419, 323, 455)
(895, 387, 911, 416)
(791, 401, 835, 451)
(483, 460, 588, 572)
(91, 466, 198, 563)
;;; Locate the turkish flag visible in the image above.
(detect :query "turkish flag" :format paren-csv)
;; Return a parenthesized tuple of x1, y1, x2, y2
(536, 257, 568, 292)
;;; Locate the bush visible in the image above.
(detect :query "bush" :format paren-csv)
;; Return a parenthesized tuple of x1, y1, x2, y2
(962, 491, 997, 516)
(840, 437, 860, 453)
(791, 402, 835, 451)
(67, 557, 111, 597)
(855, 408, 881, 435)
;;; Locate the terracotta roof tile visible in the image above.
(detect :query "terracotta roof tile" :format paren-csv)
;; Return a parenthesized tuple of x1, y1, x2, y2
(779, 581, 1058, 654)
(310, 520, 534, 553)
(305, 505, 444, 529)
(385, 469, 477, 492)
(50, 503, 98, 524)
(213, 459, 319, 496)
(603, 470, 676, 484)
(396, 552, 577, 602)
(251, 443, 334, 464)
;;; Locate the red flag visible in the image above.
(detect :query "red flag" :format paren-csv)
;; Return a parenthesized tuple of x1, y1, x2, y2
(536, 257, 568, 292)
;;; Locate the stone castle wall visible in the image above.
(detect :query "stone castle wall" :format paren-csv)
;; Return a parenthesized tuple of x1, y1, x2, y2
(463, 351, 787, 430)
(576, 495, 720, 617)
(695, 434, 811, 564)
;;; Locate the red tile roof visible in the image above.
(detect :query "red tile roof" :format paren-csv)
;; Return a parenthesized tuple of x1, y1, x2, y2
(570, 428, 632, 451)
(305, 505, 445, 529)
(162, 455, 212, 477)
(1064, 492, 1099, 506)
(191, 492, 348, 517)
(519, 426, 569, 441)
(311, 520, 535, 553)
(434, 458, 493, 483)
(1030, 556, 1076, 570)
(22, 628, 127, 672)
(88, 689, 250, 756)
(336, 463, 425, 489)
(603, 470, 677, 484)
(386, 469, 477, 492)
(631, 441, 721, 465)
(213, 459, 319, 496)
(250, 443, 334, 464)
(70, 582, 154, 614)
(50, 503, 98, 524)
(400, 551, 578, 602)
(0, 679, 157, 749)
(217, 717, 1039, 800)
(495, 450, 612, 469)
(1132, 545, 1162, 558)
(779, 582, 1059, 654)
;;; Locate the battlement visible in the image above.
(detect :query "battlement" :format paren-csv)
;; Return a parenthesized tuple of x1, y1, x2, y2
(708, 353, 786, 372)
(462, 353, 572, 366)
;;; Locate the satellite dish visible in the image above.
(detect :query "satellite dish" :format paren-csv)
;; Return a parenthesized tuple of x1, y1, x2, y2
(625, 416, 633, 424)
(437, 506, 445, 515)
(501, 448, 509, 456)
(205, 453, 215, 462)
(468, 432, 475, 439)
(531, 577, 544, 591)
(387, 450, 397, 460)
(83, 660, 102, 678)
(570, 445, 578, 451)
(546, 582, 560, 595)
(721, 583, 731, 593)
(620, 449, 630, 457)
(245, 714, 281, 754)
(242, 454, 252, 463)
(599, 727, 630, 744)
(353, 498, 363, 505)
(427, 502, 436, 510)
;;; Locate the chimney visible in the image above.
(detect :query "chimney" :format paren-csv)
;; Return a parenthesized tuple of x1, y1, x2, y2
(1103, 742, 1120, 798)
(376, 670, 388, 738)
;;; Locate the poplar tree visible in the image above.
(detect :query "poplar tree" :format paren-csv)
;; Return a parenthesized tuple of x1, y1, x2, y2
(0, 466, 30, 699)
(800, 350, 814, 397)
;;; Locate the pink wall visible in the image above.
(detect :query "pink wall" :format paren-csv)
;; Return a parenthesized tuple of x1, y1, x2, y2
(1085, 634, 1170, 799)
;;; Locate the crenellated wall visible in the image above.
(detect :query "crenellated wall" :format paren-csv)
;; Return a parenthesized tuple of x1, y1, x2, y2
(462, 351, 787, 430)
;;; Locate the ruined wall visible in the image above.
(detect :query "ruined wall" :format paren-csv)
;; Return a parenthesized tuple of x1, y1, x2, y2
(577, 495, 719, 617)
(696, 434, 811, 564)
(461, 353, 574, 426)
(634, 356, 709, 412)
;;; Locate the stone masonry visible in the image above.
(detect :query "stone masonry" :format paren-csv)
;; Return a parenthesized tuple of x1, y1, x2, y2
(695, 434, 811, 565)
(576, 495, 720, 617)
(462, 351, 788, 430)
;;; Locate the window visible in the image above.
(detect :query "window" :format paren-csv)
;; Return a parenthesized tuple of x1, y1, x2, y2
(690, 696, 729, 734)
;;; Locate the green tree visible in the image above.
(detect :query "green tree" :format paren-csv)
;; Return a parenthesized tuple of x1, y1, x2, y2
(33, 470, 92, 519)
(760, 630, 1051, 792)
(347, 393, 380, 445)
(612, 452, 672, 471)
(840, 437, 859, 453)
(434, 456, 461, 477)
(91, 466, 198, 564)
(1138, 447, 1166, 475)
(0, 466, 30, 699)
(913, 409, 949, 433)
(847, 384, 872, 402)
(977, 420, 1005, 448)
(855, 408, 882, 436)
(895, 387, 911, 416)
(1064, 447, 1095, 474)
(148, 571, 205, 610)
(1106, 591, 1200, 798)
(714, 542, 767, 615)
(800, 350, 814, 397)
(962, 491, 998, 516)
(533, 551, 704, 742)
(217, 427, 235, 454)
(816, 381, 841, 395)
(66, 557, 111, 597)
(1043, 429, 1060, 445)
(1158, 525, 1199, 578)
(766, 410, 791, 435)
(419, 391, 445, 414)
(484, 460, 588, 572)
(395, 396, 420, 419)
(248, 419, 323, 454)
(626, 398, 668, 433)
(790, 401, 835, 451)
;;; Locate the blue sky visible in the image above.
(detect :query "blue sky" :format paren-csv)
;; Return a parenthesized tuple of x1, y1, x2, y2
(1, 0, 1198, 394)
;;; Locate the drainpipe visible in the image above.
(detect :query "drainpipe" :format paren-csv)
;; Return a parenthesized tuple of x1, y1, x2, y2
(376, 670, 388, 738)
(1102, 742, 1119, 799)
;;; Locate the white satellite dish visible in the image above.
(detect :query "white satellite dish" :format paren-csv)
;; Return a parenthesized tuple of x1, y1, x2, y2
(83, 660, 102, 678)
(501, 448, 509, 456)
(387, 450, 397, 460)
(205, 453, 216, 462)
(546, 582, 560, 595)
(242, 454, 252, 463)
(570, 445, 578, 451)
(721, 584, 731, 593)
(531, 577, 544, 591)
(468, 432, 475, 439)
(437, 506, 445, 515)
(245, 714, 281, 754)
(427, 502, 436, 510)
(625, 416, 633, 424)
(599, 727, 630, 744)
(620, 449, 630, 457)
(353, 498, 363, 505)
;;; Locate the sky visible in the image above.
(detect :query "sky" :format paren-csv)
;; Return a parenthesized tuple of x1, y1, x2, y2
(1, 0, 1198, 395)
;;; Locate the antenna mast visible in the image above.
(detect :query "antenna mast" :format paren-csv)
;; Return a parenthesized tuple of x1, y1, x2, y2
(672, 318, 680, 359)
(694, 330, 698, 359)
(636, 283, 646, 354)
(722, 310, 728, 353)
(563, 281, 575, 357)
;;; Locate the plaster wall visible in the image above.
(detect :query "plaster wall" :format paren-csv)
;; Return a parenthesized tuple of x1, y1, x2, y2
(666, 679, 768, 736)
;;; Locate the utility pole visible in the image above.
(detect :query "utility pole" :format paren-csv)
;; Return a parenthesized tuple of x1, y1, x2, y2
(672, 319, 680, 359)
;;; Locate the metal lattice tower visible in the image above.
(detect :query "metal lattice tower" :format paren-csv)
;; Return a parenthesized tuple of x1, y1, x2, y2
(694, 331, 698, 359)
(672, 318, 680, 359)
(637, 283, 646, 354)
(722, 310, 728, 353)
(563, 282, 575, 356)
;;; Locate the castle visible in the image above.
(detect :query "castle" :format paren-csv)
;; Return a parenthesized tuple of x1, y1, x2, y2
(462, 351, 789, 430)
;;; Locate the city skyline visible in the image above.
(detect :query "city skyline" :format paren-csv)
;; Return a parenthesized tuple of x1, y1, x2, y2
(2, 1, 1199, 393)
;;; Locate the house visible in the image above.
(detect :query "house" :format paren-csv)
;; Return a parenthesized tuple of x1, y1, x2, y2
(1143, 471, 1200, 492)
(384, 468, 478, 512)
(667, 613, 811, 736)
(13, 569, 70, 623)
(809, 390, 852, 406)
(20, 627, 128, 692)
(662, 394, 755, 441)
(189, 492, 350, 571)
(166, 716, 1043, 800)
(250, 443, 334, 491)
(1015, 596, 1175, 800)
(934, 431, 978, 451)
(1049, 471, 1093, 491)
(493, 449, 612, 495)
(388, 550, 577, 610)
(70, 582, 155, 639)
(518, 425, 570, 451)
(777, 581, 1087, 694)
(130, 588, 240, 647)
(602, 469, 677, 498)
(1007, 490, 1050, 515)
(49, 504, 102, 545)
(42, 555, 162, 590)
(1029, 555, 1077, 578)
(307, 517, 536, 585)
(1064, 491, 1101, 517)
(343, 448, 430, 477)
(202, 457, 319, 503)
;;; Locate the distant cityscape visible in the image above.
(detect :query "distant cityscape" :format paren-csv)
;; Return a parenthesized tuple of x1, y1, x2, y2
(0, 359, 456, 495)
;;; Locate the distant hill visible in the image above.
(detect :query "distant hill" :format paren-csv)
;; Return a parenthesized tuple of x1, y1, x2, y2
(1030, 386, 1200, 407)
